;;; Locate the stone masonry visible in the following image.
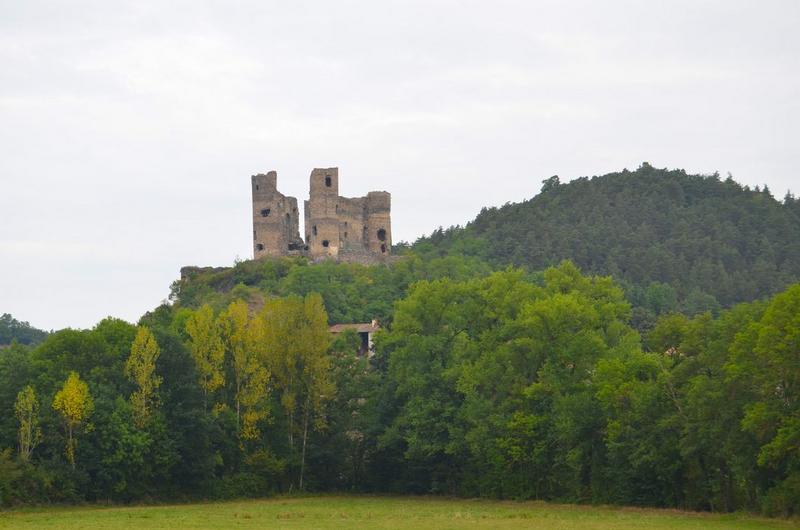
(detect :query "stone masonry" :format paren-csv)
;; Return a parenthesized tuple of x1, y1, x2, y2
(252, 167, 392, 263)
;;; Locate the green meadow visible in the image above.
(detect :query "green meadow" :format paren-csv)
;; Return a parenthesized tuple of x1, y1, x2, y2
(0, 496, 796, 530)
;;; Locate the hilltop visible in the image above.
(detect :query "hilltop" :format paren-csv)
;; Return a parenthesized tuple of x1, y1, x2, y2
(0, 314, 48, 347)
(3, 167, 800, 516)
(172, 164, 800, 331)
(412, 163, 800, 318)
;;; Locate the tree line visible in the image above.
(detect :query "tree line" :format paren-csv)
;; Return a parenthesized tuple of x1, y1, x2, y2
(1, 260, 798, 516)
(411, 163, 800, 331)
(0, 293, 338, 503)
(0, 313, 48, 347)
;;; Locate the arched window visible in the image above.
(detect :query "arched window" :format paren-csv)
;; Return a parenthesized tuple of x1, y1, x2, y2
(377, 228, 387, 242)
(325, 175, 332, 187)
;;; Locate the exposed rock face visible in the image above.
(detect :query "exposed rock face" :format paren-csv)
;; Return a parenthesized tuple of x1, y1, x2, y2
(251, 167, 392, 264)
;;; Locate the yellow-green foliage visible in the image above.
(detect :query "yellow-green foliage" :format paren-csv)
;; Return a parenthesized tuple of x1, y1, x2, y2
(14, 385, 41, 461)
(219, 300, 271, 441)
(125, 326, 162, 428)
(52, 372, 93, 467)
(186, 304, 225, 407)
(259, 293, 332, 489)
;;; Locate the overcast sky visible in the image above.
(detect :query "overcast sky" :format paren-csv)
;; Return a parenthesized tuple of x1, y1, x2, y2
(1, 0, 798, 331)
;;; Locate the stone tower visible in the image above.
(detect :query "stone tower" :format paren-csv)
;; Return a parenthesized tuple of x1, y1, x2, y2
(251, 167, 391, 263)
(304, 168, 342, 258)
(251, 171, 305, 259)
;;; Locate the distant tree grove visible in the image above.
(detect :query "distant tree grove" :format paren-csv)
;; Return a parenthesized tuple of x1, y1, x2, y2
(0, 258, 798, 517)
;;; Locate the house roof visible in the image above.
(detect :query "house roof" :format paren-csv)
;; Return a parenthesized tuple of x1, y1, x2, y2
(329, 322, 380, 334)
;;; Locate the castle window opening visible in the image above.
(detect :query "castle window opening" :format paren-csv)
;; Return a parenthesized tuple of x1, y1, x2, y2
(325, 175, 332, 187)
(344, 232, 348, 239)
(381, 244, 386, 253)
(322, 240, 330, 247)
(253, 230, 256, 240)
(261, 208, 271, 217)
(256, 243, 264, 251)
(312, 225, 318, 236)
(256, 185, 259, 190)
(377, 228, 387, 241)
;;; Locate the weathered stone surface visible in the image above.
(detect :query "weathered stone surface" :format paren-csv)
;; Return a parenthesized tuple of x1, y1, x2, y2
(251, 171, 305, 260)
(251, 167, 392, 264)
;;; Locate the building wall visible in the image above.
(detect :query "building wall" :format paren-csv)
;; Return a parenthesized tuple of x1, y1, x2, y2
(306, 168, 340, 258)
(251, 172, 303, 259)
(337, 196, 367, 250)
(365, 191, 391, 256)
(252, 167, 391, 263)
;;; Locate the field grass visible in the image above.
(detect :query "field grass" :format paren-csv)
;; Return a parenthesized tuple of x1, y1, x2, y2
(0, 495, 797, 529)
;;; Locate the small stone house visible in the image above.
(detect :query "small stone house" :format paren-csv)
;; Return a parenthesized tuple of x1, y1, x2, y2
(329, 319, 380, 357)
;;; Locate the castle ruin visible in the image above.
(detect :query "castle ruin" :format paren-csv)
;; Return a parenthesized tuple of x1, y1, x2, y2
(252, 167, 392, 264)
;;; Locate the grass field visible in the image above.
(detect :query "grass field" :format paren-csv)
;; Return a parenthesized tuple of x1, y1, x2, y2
(0, 495, 797, 529)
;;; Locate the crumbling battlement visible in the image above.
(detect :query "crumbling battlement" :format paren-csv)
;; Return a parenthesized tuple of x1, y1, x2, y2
(251, 167, 392, 263)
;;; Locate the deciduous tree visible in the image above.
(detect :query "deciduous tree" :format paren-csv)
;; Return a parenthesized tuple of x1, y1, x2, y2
(14, 385, 40, 461)
(185, 304, 225, 409)
(260, 293, 332, 489)
(125, 326, 162, 428)
(52, 372, 94, 468)
(219, 300, 271, 440)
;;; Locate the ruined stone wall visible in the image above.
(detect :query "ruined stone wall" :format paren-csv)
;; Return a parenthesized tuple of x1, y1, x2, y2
(305, 167, 341, 258)
(251, 172, 303, 259)
(337, 196, 367, 251)
(252, 167, 391, 263)
(365, 191, 392, 255)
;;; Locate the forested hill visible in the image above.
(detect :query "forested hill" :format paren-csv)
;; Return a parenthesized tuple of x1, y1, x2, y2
(0, 314, 48, 346)
(412, 163, 800, 313)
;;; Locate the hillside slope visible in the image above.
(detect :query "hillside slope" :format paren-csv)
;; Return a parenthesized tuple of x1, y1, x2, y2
(412, 163, 800, 313)
(0, 313, 48, 346)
